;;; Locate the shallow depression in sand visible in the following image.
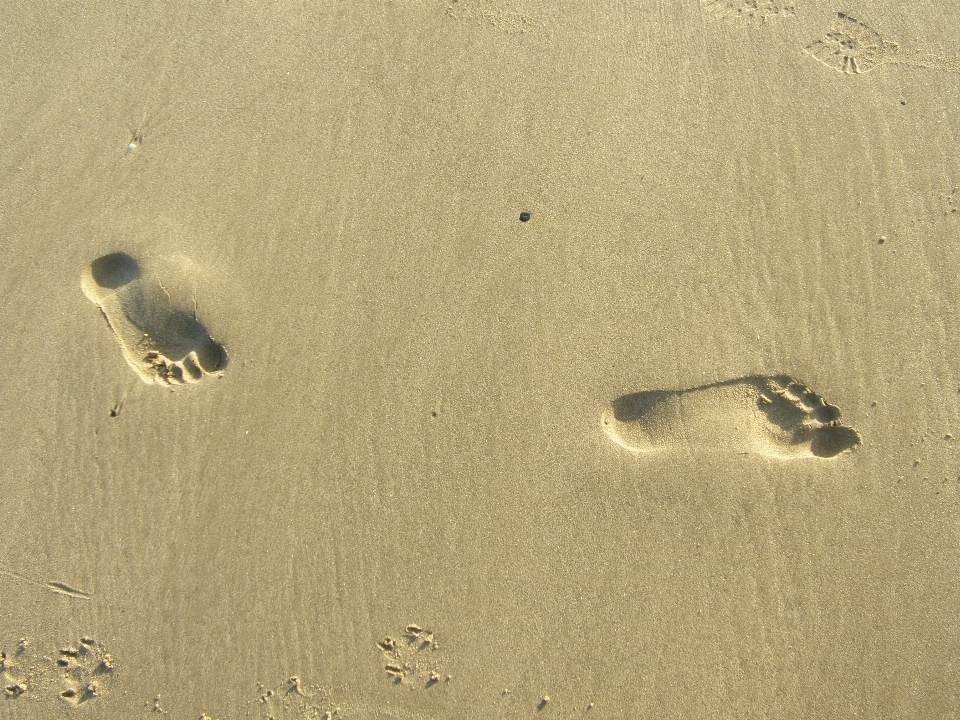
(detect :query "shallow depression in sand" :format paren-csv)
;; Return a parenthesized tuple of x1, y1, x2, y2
(602, 375, 861, 459)
(82, 252, 227, 386)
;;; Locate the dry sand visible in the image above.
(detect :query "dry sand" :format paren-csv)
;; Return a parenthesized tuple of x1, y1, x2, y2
(1, 1, 959, 717)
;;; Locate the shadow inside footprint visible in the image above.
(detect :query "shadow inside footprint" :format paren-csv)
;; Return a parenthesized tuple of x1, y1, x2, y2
(610, 390, 675, 422)
(810, 425, 862, 458)
(603, 375, 861, 459)
(89, 252, 142, 290)
(146, 308, 227, 376)
(82, 252, 227, 386)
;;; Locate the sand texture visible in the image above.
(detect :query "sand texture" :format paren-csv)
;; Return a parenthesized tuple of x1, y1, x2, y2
(1, 1, 959, 717)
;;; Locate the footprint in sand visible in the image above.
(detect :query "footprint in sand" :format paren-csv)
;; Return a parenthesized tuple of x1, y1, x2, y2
(56, 638, 114, 706)
(602, 375, 861, 459)
(377, 625, 444, 689)
(804, 12, 960, 75)
(82, 252, 227, 386)
(445, 0, 532, 33)
(700, 0, 795, 26)
(2, 636, 113, 706)
(249, 677, 342, 719)
(1, 639, 37, 700)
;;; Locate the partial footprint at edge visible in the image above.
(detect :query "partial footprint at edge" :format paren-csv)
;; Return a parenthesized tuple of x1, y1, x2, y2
(602, 375, 861, 459)
(445, 0, 532, 34)
(82, 252, 227, 386)
(701, 0, 796, 26)
(804, 12, 960, 75)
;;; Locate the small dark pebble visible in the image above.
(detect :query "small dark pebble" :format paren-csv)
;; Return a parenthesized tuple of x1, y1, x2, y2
(519, 212, 531, 222)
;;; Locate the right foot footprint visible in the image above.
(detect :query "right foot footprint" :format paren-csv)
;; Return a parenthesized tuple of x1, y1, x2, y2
(82, 252, 227, 386)
(602, 375, 861, 459)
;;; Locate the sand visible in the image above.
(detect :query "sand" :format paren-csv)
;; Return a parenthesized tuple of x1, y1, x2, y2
(1, 1, 959, 717)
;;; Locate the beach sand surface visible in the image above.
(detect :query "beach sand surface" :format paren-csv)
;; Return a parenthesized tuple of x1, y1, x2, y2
(1, 1, 959, 717)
